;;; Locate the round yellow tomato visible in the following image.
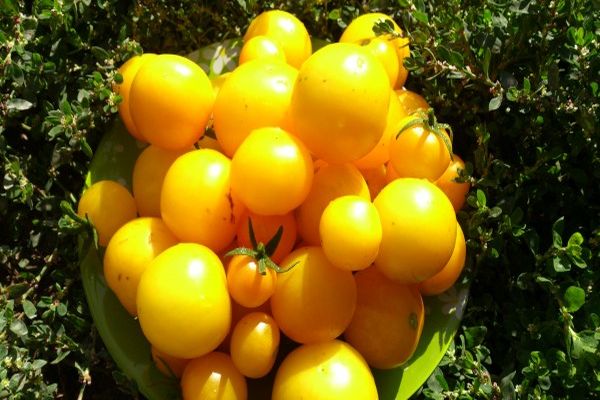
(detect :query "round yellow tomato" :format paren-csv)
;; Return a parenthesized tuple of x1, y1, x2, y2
(132, 145, 189, 217)
(151, 346, 189, 379)
(360, 164, 388, 199)
(344, 266, 424, 369)
(389, 115, 452, 182)
(374, 178, 457, 283)
(289, 43, 390, 163)
(137, 243, 230, 359)
(213, 60, 298, 157)
(129, 54, 214, 150)
(270, 246, 356, 344)
(113, 53, 157, 141)
(435, 154, 470, 212)
(364, 37, 400, 86)
(339, 12, 410, 88)
(230, 312, 280, 379)
(244, 10, 311, 69)
(239, 35, 286, 65)
(296, 163, 370, 245)
(226, 255, 277, 308)
(419, 223, 467, 295)
(272, 340, 378, 400)
(161, 149, 245, 253)
(219, 297, 272, 353)
(319, 195, 382, 271)
(181, 352, 247, 400)
(353, 89, 403, 170)
(230, 127, 313, 216)
(396, 88, 430, 115)
(236, 211, 297, 264)
(103, 217, 177, 316)
(77, 180, 137, 247)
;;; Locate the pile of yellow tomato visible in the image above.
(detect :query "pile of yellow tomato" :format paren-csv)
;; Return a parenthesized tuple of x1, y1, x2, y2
(77, 9, 470, 400)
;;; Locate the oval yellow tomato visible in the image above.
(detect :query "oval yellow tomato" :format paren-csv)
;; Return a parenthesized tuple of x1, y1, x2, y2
(161, 149, 245, 253)
(226, 255, 277, 308)
(77, 180, 137, 247)
(181, 352, 247, 400)
(272, 340, 378, 400)
(374, 178, 457, 283)
(137, 243, 230, 359)
(239, 35, 286, 65)
(289, 43, 390, 163)
(435, 154, 470, 212)
(129, 54, 214, 150)
(396, 88, 430, 116)
(103, 217, 177, 316)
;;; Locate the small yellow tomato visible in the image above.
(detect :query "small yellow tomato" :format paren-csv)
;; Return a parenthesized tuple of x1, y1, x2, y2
(129, 54, 214, 150)
(137, 243, 230, 359)
(77, 180, 137, 247)
(132, 145, 189, 217)
(230, 127, 313, 216)
(319, 195, 382, 271)
(374, 178, 457, 283)
(103, 217, 177, 316)
(226, 255, 277, 309)
(396, 88, 430, 115)
(151, 346, 189, 379)
(181, 352, 247, 400)
(161, 149, 245, 253)
(244, 10, 312, 69)
(272, 340, 378, 400)
(296, 163, 370, 245)
(435, 154, 470, 212)
(230, 312, 280, 379)
(239, 35, 286, 65)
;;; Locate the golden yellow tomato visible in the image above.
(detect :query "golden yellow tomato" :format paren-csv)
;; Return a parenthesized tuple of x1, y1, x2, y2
(230, 312, 280, 378)
(396, 88, 430, 115)
(181, 352, 247, 400)
(360, 164, 388, 199)
(238, 35, 287, 65)
(435, 154, 470, 212)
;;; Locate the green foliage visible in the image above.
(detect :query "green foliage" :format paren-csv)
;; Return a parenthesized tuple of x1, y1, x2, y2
(0, 0, 598, 398)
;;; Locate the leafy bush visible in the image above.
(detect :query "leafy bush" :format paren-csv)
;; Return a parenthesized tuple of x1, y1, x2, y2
(1, 0, 598, 398)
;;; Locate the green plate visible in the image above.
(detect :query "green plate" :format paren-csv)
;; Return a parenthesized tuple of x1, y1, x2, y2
(80, 39, 469, 400)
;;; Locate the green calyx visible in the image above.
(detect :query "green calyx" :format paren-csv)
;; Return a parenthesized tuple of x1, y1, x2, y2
(395, 108, 454, 160)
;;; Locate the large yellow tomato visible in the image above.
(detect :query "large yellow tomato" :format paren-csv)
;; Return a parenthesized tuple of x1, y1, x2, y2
(270, 247, 356, 344)
(289, 43, 390, 163)
(243, 10, 312, 69)
(136, 243, 230, 359)
(103, 217, 177, 316)
(113, 53, 157, 141)
(132, 145, 189, 217)
(77, 180, 137, 247)
(272, 340, 378, 400)
(374, 178, 457, 283)
(319, 195, 382, 271)
(129, 54, 214, 150)
(340, 12, 410, 88)
(181, 352, 247, 400)
(230, 127, 313, 216)
(213, 60, 298, 157)
(161, 149, 245, 253)
(363, 37, 400, 86)
(238, 35, 286, 65)
(296, 163, 370, 245)
(344, 266, 424, 369)
(435, 154, 470, 212)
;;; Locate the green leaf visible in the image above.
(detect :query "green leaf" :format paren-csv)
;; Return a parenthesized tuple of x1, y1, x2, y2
(22, 300, 37, 319)
(476, 189, 486, 207)
(552, 217, 564, 248)
(488, 95, 502, 111)
(482, 47, 491, 79)
(552, 255, 571, 272)
(567, 232, 584, 247)
(413, 10, 429, 24)
(264, 225, 284, 257)
(7, 98, 34, 111)
(563, 286, 585, 312)
(10, 319, 28, 337)
(571, 330, 598, 359)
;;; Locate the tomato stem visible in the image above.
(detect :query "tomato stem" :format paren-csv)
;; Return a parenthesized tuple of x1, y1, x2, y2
(395, 108, 454, 160)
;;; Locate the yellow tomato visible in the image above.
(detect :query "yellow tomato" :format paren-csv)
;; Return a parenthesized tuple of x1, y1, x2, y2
(435, 154, 470, 212)
(213, 60, 298, 157)
(289, 43, 390, 163)
(230, 312, 280, 378)
(238, 35, 286, 65)
(236, 211, 297, 264)
(319, 195, 382, 271)
(129, 54, 214, 150)
(296, 162, 370, 245)
(419, 223, 467, 295)
(226, 255, 277, 309)
(364, 37, 400, 86)
(353, 89, 403, 170)
(389, 115, 452, 182)
(113, 53, 157, 141)
(374, 178, 457, 283)
(230, 127, 313, 216)
(151, 346, 189, 379)
(181, 352, 247, 400)
(270, 246, 356, 344)
(77, 180, 137, 247)
(132, 145, 189, 217)
(137, 243, 230, 359)
(344, 266, 424, 369)
(244, 10, 312, 69)
(360, 164, 388, 199)
(160, 149, 245, 253)
(272, 340, 378, 400)
(396, 88, 430, 115)
(103, 217, 177, 316)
